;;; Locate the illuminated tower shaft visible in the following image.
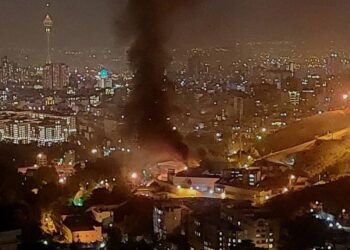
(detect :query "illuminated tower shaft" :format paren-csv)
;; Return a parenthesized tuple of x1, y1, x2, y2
(43, 14, 53, 64)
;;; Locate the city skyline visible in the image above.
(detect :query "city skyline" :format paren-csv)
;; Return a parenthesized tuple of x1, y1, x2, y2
(1, 1, 350, 249)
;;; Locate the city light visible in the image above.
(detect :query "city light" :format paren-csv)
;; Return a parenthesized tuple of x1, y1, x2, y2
(0, 2, 349, 248)
(221, 192, 226, 199)
(58, 177, 66, 184)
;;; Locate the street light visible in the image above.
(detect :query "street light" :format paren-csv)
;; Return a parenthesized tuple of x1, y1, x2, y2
(343, 94, 349, 100)
(58, 177, 66, 184)
(131, 172, 137, 179)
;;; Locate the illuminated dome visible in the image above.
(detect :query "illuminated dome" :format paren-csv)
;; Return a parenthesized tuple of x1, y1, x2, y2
(99, 68, 108, 78)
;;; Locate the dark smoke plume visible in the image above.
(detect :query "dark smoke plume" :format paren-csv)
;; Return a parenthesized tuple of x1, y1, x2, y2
(118, 0, 197, 160)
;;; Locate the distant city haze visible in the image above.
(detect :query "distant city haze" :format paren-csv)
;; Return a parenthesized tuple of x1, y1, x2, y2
(1, 0, 350, 51)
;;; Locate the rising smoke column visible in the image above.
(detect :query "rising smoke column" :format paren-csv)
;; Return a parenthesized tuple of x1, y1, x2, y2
(119, 0, 195, 160)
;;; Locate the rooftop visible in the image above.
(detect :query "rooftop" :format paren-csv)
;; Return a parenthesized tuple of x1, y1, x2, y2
(63, 214, 100, 232)
(175, 168, 221, 178)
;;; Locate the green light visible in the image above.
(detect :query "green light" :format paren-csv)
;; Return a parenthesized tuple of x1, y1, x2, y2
(73, 197, 84, 207)
(99, 68, 108, 78)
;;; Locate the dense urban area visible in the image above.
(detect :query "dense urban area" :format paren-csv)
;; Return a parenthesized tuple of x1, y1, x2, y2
(2, 1, 350, 250)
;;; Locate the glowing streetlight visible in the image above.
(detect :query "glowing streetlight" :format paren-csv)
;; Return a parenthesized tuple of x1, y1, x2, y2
(343, 94, 349, 100)
(261, 127, 267, 133)
(221, 192, 226, 199)
(131, 172, 138, 179)
(58, 177, 66, 184)
(91, 148, 98, 154)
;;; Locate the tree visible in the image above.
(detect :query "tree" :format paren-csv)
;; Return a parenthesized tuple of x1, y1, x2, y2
(33, 167, 58, 186)
(281, 215, 330, 249)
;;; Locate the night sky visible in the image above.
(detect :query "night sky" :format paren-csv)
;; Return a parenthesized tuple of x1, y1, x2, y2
(0, 0, 350, 49)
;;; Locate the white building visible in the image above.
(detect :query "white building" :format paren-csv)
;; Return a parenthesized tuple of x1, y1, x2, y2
(0, 111, 76, 146)
(171, 168, 221, 192)
(153, 202, 185, 240)
(62, 215, 103, 244)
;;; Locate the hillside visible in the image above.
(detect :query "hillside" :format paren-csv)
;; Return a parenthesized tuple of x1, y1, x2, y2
(266, 177, 350, 218)
(258, 109, 350, 154)
(294, 136, 350, 176)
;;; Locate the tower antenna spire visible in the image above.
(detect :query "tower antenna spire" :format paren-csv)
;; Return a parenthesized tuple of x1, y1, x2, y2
(43, 1, 53, 64)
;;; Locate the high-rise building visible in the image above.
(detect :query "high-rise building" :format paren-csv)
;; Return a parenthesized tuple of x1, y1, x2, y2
(233, 96, 244, 119)
(326, 52, 343, 76)
(3, 120, 34, 144)
(288, 91, 301, 106)
(43, 63, 69, 90)
(188, 54, 202, 79)
(37, 121, 65, 146)
(0, 56, 16, 84)
(43, 13, 53, 64)
(153, 202, 185, 240)
(0, 111, 76, 146)
(95, 68, 112, 89)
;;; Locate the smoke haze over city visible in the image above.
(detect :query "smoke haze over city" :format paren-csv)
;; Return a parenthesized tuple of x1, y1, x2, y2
(1, 1, 350, 249)
(1, 0, 350, 50)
